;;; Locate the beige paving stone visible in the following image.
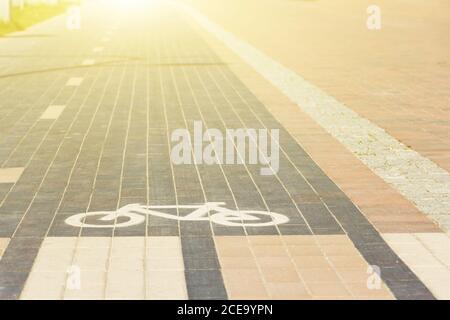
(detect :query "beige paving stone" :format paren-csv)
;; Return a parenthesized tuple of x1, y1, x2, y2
(382, 233, 417, 243)
(62, 270, 106, 299)
(109, 256, 145, 272)
(112, 237, 146, 248)
(222, 269, 268, 299)
(109, 239, 145, 276)
(111, 246, 144, 258)
(64, 283, 105, 300)
(230, 294, 271, 300)
(216, 245, 253, 258)
(281, 235, 316, 245)
(20, 233, 398, 301)
(320, 244, 360, 257)
(21, 272, 66, 300)
(256, 257, 295, 269)
(106, 270, 145, 300)
(286, 245, 323, 257)
(413, 266, 450, 282)
(327, 255, 369, 268)
(387, 242, 434, 256)
(299, 267, 342, 283)
(251, 245, 289, 258)
(147, 245, 183, 259)
(73, 247, 109, 271)
(0, 238, 9, 258)
(146, 257, 184, 271)
(419, 278, 450, 300)
(216, 235, 395, 299)
(248, 235, 283, 246)
(32, 248, 74, 272)
(314, 235, 353, 246)
(0, 167, 24, 183)
(415, 233, 450, 267)
(260, 267, 301, 283)
(107, 270, 145, 284)
(146, 270, 187, 300)
(415, 233, 450, 244)
(336, 268, 373, 284)
(145, 237, 186, 299)
(399, 253, 444, 268)
(265, 282, 310, 300)
(40, 105, 65, 120)
(41, 237, 78, 248)
(218, 257, 258, 270)
(346, 282, 394, 300)
(292, 256, 332, 269)
(214, 236, 249, 248)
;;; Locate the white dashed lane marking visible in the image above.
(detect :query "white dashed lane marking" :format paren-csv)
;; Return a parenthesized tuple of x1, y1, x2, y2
(40, 105, 66, 120)
(383, 233, 450, 299)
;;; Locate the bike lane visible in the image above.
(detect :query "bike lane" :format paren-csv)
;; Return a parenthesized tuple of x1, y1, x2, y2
(0, 1, 440, 300)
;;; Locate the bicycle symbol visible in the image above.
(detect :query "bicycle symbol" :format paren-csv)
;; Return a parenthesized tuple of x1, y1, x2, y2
(65, 202, 289, 228)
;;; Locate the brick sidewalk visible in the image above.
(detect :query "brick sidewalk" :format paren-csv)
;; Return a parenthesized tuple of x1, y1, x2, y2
(0, 0, 448, 300)
(183, 0, 450, 171)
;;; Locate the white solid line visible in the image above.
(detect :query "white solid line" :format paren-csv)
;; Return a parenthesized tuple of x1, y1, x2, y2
(40, 105, 66, 120)
(66, 77, 83, 86)
(179, 2, 450, 231)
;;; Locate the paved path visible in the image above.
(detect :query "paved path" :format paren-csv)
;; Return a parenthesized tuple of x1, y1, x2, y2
(0, 0, 449, 300)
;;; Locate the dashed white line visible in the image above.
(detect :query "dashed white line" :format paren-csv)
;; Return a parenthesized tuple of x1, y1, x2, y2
(40, 105, 66, 120)
(0, 168, 25, 184)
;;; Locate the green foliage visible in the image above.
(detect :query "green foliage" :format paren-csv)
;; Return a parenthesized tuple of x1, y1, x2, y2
(0, 1, 78, 36)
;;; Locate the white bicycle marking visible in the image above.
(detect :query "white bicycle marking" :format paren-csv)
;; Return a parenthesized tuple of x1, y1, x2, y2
(64, 202, 289, 228)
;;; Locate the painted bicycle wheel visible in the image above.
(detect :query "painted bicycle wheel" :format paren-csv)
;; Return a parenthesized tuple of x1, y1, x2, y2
(65, 211, 145, 228)
(210, 210, 289, 227)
